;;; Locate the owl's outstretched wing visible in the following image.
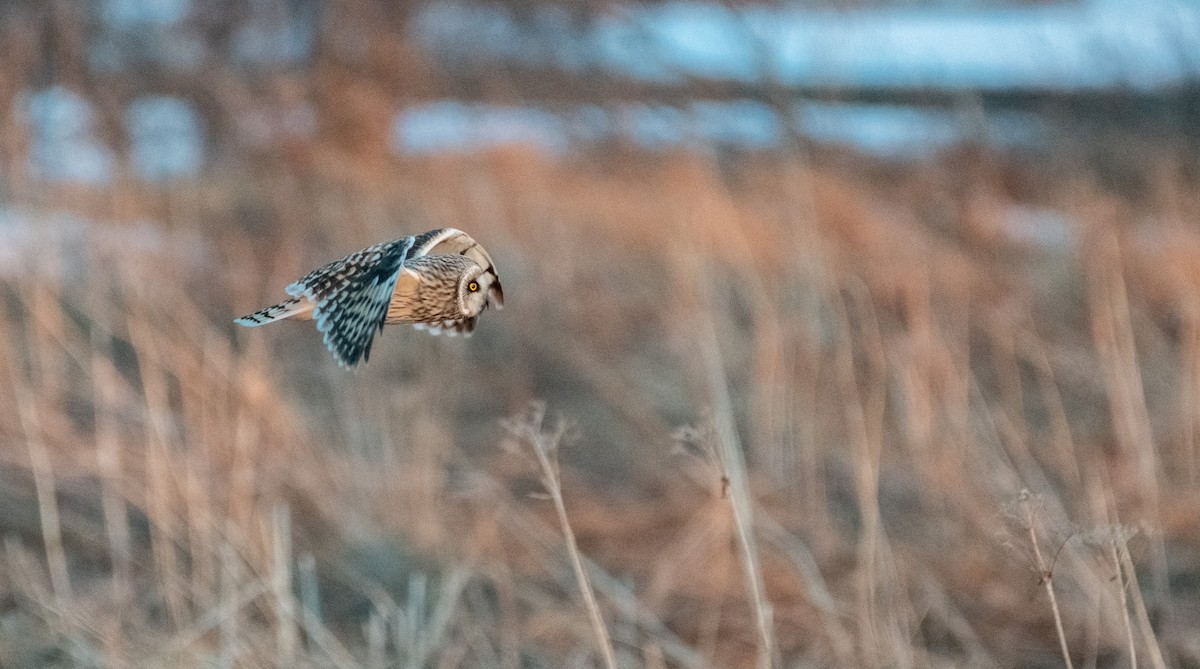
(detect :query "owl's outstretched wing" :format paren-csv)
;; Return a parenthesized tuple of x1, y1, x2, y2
(286, 236, 416, 367)
(410, 228, 505, 309)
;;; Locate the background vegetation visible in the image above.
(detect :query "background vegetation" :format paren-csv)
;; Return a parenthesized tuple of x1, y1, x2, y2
(1, 1, 1199, 667)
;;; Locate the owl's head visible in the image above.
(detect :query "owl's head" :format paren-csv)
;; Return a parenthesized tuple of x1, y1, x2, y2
(457, 260, 500, 317)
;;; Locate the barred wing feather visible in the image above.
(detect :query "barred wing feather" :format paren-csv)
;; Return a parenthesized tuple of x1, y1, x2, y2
(300, 237, 415, 367)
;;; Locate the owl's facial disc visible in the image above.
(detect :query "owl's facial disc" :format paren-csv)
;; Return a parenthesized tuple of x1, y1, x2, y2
(459, 266, 490, 317)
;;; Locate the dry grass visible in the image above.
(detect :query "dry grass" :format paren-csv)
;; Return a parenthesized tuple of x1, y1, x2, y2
(1, 4, 1200, 667)
(1, 143, 1199, 668)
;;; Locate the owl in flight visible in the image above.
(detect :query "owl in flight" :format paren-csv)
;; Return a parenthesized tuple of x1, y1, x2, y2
(235, 228, 504, 367)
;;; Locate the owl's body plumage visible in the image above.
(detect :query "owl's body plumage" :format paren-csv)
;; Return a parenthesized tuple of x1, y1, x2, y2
(236, 228, 503, 367)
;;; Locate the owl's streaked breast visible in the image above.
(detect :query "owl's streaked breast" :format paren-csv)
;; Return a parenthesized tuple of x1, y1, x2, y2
(386, 254, 476, 324)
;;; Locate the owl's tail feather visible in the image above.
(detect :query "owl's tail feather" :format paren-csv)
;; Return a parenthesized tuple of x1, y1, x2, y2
(235, 297, 313, 327)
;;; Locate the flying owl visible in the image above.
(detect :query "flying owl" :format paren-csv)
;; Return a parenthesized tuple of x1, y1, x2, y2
(235, 228, 504, 367)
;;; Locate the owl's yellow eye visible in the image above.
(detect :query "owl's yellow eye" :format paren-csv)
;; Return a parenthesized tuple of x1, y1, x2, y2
(468, 281, 479, 292)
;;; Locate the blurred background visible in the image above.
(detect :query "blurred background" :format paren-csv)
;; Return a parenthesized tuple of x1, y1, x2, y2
(2, 0, 1200, 666)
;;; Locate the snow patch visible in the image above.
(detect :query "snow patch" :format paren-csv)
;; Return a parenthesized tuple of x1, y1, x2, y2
(22, 87, 116, 185)
(126, 95, 205, 181)
(394, 102, 571, 155)
(393, 99, 1045, 157)
(99, 0, 190, 27)
(413, 0, 1200, 91)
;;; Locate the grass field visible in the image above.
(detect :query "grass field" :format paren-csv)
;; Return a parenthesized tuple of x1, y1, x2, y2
(2, 3, 1200, 666)
(2, 142, 1199, 667)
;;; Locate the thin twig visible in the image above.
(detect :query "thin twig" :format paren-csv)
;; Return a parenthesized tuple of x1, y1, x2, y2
(692, 274, 777, 669)
(1108, 536, 1137, 669)
(273, 504, 298, 667)
(1116, 537, 1168, 669)
(513, 405, 618, 669)
(1020, 492, 1073, 669)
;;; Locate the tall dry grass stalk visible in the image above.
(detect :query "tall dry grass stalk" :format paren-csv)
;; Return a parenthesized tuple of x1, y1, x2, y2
(14, 388, 72, 607)
(1019, 491, 1074, 669)
(688, 266, 778, 669)
(272, 504, 298, 666)
(1082, 223, 1168, 599)
(503, 403, 619, 669)
(1106, 528, 1137, 669)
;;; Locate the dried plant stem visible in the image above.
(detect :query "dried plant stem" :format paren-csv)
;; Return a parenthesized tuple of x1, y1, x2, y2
(1084, 228, 1169, 602)
(694, 287, 776, 669)
(1021, 496, 1073, 669)
(832, 282, 890, 666)
(486, 481, 709, 669)
(273, 504, 299, 667)
(1107, 538, 1137, 669)
(218, 540, 240, 669)
(14, 390, 73, 605)
(1116, 539, 1168, 669)
(92, 349, 131, 603)
(157, 581, 268, 665)
(670, 238, 777, 669)
(527, 424, 619, 669)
